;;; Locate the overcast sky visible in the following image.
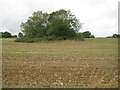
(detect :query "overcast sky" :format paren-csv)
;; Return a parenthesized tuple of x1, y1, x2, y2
(0, 0, 119, 37)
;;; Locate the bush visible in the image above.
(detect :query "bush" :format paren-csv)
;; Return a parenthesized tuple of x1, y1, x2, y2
(90, 35, 95, 38)
(15, 37, 42, 43)
(46, 35, 66, 41)
(47, 35, 56, 41)
(56, 37, 64, 40)
(18, 32, 23, 38)
(15, 34, 84, 43)
(12, 35, 17, 38)
(75, 33, 84, 41)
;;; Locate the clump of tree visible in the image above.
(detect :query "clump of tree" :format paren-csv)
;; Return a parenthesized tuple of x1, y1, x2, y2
(112, 34, 120, 38)
(0, 31, 17, 38)
(82, 31, 95, 38)
(106, 34, 120, 38)
(15, 9, 84, 43)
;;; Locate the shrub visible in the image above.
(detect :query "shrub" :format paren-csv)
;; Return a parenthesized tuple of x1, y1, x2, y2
(15, 34, 84, 43)
(56, 37, 64, 40)
(75, 33, 84, 41)
(15, 37, 42, 43)
(18, 32, 23, 38)
(90, 35, 95, 38)
(47, 35, 56, 41)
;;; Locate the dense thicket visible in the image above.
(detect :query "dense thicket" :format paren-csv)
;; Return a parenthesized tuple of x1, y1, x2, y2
(16, 9, 84, 42)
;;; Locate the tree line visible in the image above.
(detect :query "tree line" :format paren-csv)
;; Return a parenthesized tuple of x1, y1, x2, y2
(106, 34, 120, 38)
(0, 31, 95, 38)
(1, 9, 96, 42)
(0, 32, 17, 38)
(0, 31, 25, 38)
(1, 9, 119, 41)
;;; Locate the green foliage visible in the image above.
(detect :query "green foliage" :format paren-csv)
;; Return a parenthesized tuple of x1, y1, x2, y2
(15, 37, 42, 43)
(75, 33, 84, 41)
(47, 35, 56, 41)
(106, 36, 113, 38)
(82, 31, 91, 38)
(1, 31, 12, 38)
(106, 34, 120, 38)
(0, 32, 2, 38)
(21, 11, 49, 38)
(47, 9, 81, 38)
(0, 31, 18, 38)
(118, 34, 120, 38)
(12, 35, 17, 38)
(17, 9, 83, 42)
(82, 31, 95, 38)
(18, 32, 23, 38)
(112, 34, 120, 38)
(15, 36, 68, 43)
(90, 35, 95, 38)
(113, 34, 118, 38)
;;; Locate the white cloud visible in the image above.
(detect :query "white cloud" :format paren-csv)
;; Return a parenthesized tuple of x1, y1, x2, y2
(0, 0, 119, 37)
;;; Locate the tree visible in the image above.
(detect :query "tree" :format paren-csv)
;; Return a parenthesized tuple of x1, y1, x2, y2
(18, 32, 23, 38)
(82, 31, 91, 38)
(90, 35, 95, 38)
(75, 33, 84, 41)
(47, 9, 81, 39)
(0, 31, 17, 38)
(21, 11, 49, 38)
(117, 34, 120, 38)
(112, 34, 120, 38)
(113, 34, 118, 38)
(106, 34, 120, 38)
(2, 31, 12, 38)
(106, 36, 113, 38)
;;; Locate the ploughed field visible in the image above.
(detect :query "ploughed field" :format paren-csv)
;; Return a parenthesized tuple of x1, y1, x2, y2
(2, 38, 118, 88)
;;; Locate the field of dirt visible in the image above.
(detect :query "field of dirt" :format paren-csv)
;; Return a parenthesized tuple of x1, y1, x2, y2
(2, 38, 118, 88)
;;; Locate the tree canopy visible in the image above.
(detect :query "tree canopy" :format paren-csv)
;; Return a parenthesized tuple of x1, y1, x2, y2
(47, 9, 81, 39)
(21, 11, 49, 38)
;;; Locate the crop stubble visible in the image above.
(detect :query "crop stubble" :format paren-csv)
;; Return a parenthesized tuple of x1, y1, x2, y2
(2, 38, 118, 88)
